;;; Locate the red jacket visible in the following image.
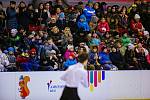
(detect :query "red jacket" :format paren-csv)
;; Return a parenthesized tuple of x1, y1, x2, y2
(130, 20, 143, 32)
(97, 21, 110, 33)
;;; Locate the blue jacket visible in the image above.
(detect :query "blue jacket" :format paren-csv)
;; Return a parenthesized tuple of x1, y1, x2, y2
(91, 38, 100, 46)
(98, 52, 111, 65)
(83, 6, 95, 22)
(21, 56, 40, 71)
(64, 58, 77, 69)
(77, 14, 90, 31)
(89, 52, 98, 64)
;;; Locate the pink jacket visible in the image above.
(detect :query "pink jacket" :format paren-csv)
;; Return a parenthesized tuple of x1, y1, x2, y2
(64, 50, 75, 60)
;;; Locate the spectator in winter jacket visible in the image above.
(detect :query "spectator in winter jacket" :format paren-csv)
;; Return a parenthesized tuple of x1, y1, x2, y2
(135, 43, 149, 69)
(0, 48, 9, 71)
(98, 47, 117, 70)
(21, 48, 40, 71)
(63, 53, 77, 70)
(9, 29, 21, 47)
(87, 33, 100, 47)
(6, 1, 18, 29)
(89, 46, 100, 70)
(97, 17, 110, 36)
(77, 14, 90, 32)
(130, 14, 145, 36)
(124, 43, 139, 69)
(83, 2, 95, 22)
(39, 37, 59, 60)
(121, 33, 131, 47)
(109, 47, 126, 70)
(64, 45, 76, 60)
(40, 50, 59, 71)
(6, 47, 16, 71)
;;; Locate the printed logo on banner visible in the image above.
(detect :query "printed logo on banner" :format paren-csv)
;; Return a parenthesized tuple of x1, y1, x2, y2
(47, 80, 65, 92)
(18, 75, 30, 99)
(88, 71, 105, 92)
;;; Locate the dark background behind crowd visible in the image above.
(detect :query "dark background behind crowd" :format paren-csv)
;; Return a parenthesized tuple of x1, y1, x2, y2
(0, 0, 150, 72)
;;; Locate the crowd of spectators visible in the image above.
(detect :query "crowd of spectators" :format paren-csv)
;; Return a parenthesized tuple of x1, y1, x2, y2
(0, 0, 150, 71)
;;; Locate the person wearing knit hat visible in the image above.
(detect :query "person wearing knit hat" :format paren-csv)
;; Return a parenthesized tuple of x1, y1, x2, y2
(11, 29, 18, 36)
(144, 31, 149, 36)
(130, 14, 145, 36)
(134, 14, 140, 19)
(83, 0, 95, 23)
(29, 48, 36, 55)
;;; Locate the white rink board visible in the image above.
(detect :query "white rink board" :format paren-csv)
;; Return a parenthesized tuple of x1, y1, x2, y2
(0, 71, 150, 100)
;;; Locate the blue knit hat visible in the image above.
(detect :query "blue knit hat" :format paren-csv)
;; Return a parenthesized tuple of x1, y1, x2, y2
(8, 47, 15, 53)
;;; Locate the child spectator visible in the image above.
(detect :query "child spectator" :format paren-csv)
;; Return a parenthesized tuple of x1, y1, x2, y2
(64, 45, 76, 60)
(130, 14, 145, 37)
(121, 33, 131, 47)
(39, 37, 59, 61)
(63, 52, 77, 70)
(77, 14, 90, 32)
(40, 50, 59, 71)
(89, 46, 101, 70)
(98, 46, 118, 70)
(124, 43, 139, 69)
(135, 43, 149, 69)
(0, 48, 9, 71)
(6, 47, 16, 71)
(97, 17, 110, 36)
(9, 29, 21, 47)
(21, 48, 40, 71)
(87, 33, 100, 47)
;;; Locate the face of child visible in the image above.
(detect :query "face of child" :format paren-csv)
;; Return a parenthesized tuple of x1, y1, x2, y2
(104, 48, 108, 53)
(135, 18, 140, 22)
(93, 48, 97, 52)
(69, 56, 73, 59)
(101, 18, 106, 23)
(48, 39, 53, 44)
(112, 47, 116, 52)
(70, 47, 74, 51)
(56, 8, 61, 14)
(94, 3, 99, 9)
(106, 33, 110, 38)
